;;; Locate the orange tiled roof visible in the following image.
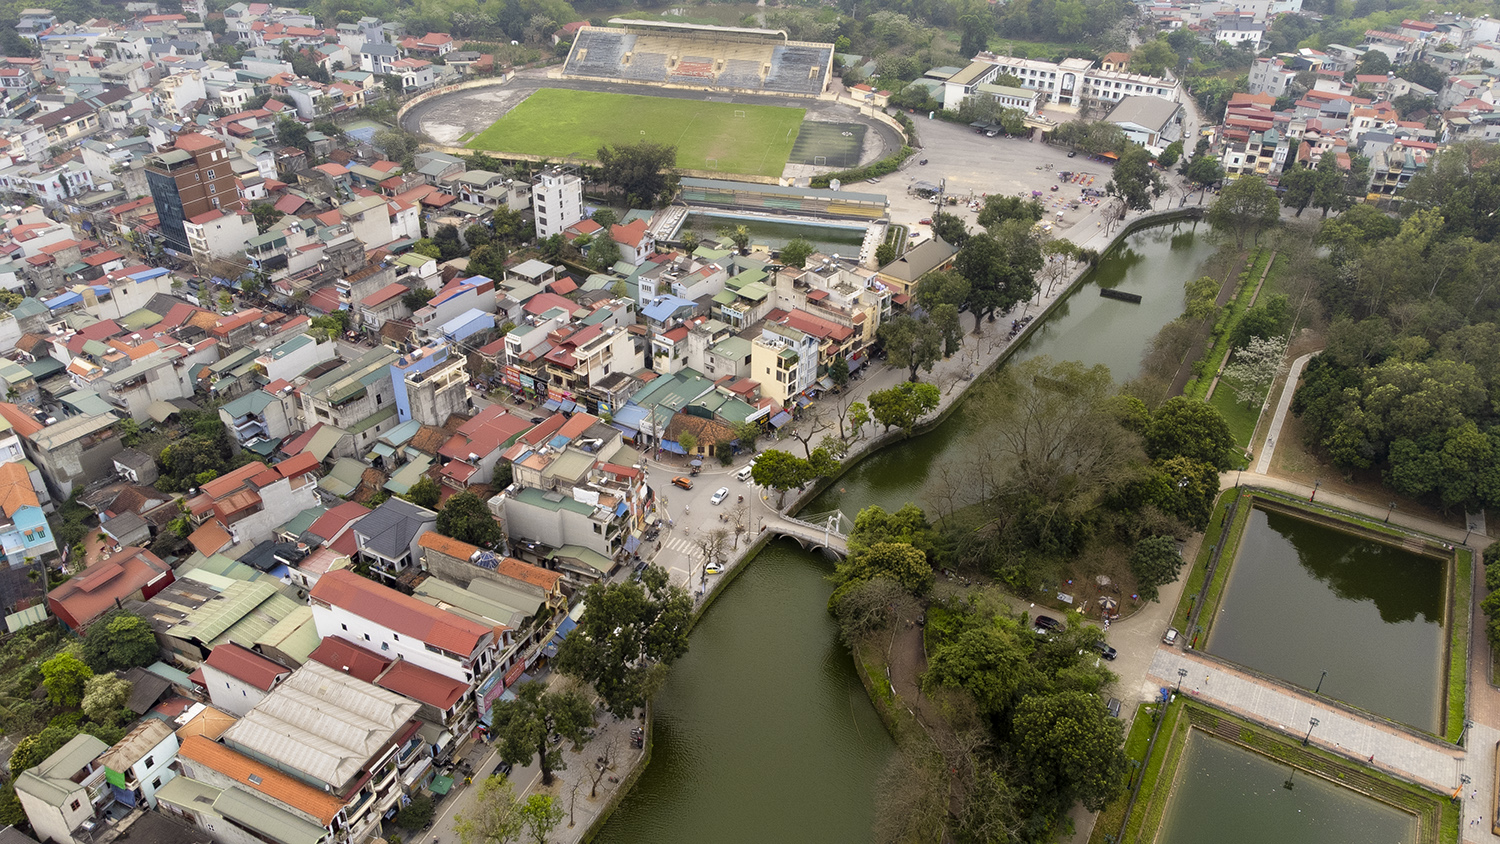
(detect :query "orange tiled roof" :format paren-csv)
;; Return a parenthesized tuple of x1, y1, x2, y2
(417, 531, 477, 560)
(0, 462, 38, 517)
(178, 735, 344, 823)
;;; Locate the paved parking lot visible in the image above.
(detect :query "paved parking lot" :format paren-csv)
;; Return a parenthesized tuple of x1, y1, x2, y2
(878, 115, 1125, 243)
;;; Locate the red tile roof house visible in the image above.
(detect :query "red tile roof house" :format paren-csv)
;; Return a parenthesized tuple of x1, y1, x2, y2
(184, 456, 322, 556)
(309, 569, 499, 694)
(436, 405, 532, 490)
(308, 635, 473, 745)
(48, 547, 174, 630)
(199, 642, 291, 717)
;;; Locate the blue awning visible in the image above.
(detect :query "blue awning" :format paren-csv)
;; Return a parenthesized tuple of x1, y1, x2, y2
(541, 399, 563, 412)
(769, 410, 792, 428)
(612, 404, 650, 430)
(610, 422, 639, 437)
(660, 440, 686, 455)
(624, 535, 641, 553)
(795, 395, 811, 408)
(615, 501, 628, 516)
(559, 400, 577, 413)
(45, 291, 82, 310)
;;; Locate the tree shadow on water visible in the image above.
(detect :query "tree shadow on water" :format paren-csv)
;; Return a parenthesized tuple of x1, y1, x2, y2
(1266, 510, 1445, 625)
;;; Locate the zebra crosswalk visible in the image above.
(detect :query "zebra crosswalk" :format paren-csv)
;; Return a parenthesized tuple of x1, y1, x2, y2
(659, 535, 702, 558)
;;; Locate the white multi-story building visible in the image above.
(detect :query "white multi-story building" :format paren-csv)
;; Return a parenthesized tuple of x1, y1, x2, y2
(94, 719, 179, 810)
(532, 167, 584, 238)
(183, 208, 257, 262)
(309, 568, 499, 686)
(944, 54, 1179, 112)
(1248, 57, 1297, 97)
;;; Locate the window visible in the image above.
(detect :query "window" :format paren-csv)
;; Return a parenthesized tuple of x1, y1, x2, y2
(145, 756, 154, 768)
(341, 623, 348, 630)
(206, 168, 215, 178)
(152, 778, 161, 790)
(364, 633, 371, 641)
(381, 641, 389, 650)
(71, 800, 81, 811)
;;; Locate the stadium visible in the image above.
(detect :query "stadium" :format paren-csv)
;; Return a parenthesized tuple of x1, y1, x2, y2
(562, 20, 832, 96)
(400, 20, 901, 184)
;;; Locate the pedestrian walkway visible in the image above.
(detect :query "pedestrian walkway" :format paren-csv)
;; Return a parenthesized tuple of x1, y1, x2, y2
(1147, 649, 1462, 793)
(1255, 351, 1314, 474)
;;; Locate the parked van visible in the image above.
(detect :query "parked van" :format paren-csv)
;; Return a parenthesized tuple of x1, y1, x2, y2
(736, 465, 754, 482)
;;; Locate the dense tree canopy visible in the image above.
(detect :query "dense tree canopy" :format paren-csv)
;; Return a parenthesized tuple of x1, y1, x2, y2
(435, 492, 503, 547)
(597, 141, 678, 208)
(1290, 155, 1500, 510)
(554, 564, 692, 717)
(489, 681, 593, 785)
(1107, 145, 1162, 210)
(81, 612, 159, 673)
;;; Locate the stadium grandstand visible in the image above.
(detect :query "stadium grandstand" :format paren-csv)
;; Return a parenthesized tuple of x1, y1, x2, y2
(563, 20, 834, 96)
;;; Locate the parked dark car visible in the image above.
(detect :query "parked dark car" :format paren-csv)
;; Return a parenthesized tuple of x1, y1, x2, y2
(1032, 615, 1060, 632)
(492, 760, 513, 778)
(1093, 641, 1117, 661)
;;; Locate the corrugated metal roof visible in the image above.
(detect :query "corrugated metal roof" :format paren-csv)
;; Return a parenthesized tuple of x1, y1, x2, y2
(221, 661, 418, 788)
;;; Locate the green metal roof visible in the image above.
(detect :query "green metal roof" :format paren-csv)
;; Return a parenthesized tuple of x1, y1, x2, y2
(348, 404, 395, 434)
(279, 505, 326, 538)
(320, 457, 365, 498)
(255, 606, 320, 665)
(384, 454, 432, 494)
(214, 784, 329, 844)
(548, 544, 613, 573)
(221, 389, 275, 417)
(117, 308, 161, 331)
(170, 580, 279, 644)
(512, 485, 594, 516)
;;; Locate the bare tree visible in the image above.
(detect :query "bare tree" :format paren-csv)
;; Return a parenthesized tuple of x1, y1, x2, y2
(729, 500, 749, 548)
(567, 778, 584, 828)
(872, 746, 947, 844)
(587, 734, 620, 798)
(782, 411, 832, 458)
(692, 528, 730, 587)
(830, 391, 868, 442)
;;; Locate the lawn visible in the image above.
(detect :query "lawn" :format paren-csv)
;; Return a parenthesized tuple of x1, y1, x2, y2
(1208, 377, 1259, 461)
(467, 88, 805, 177)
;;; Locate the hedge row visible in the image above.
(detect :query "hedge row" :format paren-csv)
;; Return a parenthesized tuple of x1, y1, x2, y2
(810, 145, 914, 189)
(1182, 249, 1272, 401)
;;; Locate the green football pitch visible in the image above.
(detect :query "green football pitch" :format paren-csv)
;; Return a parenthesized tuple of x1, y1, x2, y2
(466, 88, 805, 177)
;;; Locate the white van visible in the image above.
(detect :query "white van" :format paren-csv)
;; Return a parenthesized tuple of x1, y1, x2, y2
(735, 465, 754, 482)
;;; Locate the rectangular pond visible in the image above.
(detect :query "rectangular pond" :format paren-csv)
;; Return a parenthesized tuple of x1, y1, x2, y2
(1158, 731, 1418, 844)
(1205, 506, 1447, 731)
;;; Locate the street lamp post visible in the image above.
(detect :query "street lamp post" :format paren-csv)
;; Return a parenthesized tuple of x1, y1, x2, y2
(1303, 716, 1319, 746)
(1176, 667, 1187, 693)
(1310, 479, 1320, 502)
(1315, 670, 1326, 695)
(1461, 719, 1474, 746)
(1465, 522, 1477, 546)
(1385, 501, 1396, 523)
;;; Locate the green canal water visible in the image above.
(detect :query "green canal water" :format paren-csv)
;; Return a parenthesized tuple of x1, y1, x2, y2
(1158, 732, 1417, 844)
(681, 213, 866, 258)
(598, 221, 1216, 841)
(1206, 507, 1447, 731)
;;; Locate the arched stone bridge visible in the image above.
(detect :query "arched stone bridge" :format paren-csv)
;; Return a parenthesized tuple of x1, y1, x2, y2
(762, 510, 848, 557)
